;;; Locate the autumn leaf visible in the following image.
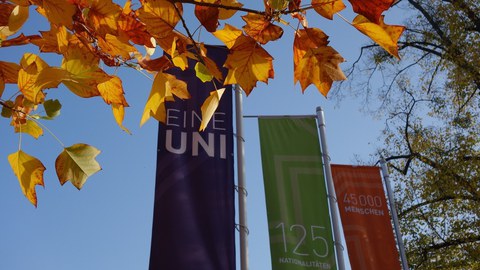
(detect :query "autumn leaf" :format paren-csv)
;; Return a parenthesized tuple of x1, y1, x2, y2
(348, 0, 394, 24)
(10, 95, 32, 126)
(170, 36, 188, 70)
(352, 15, 405, 59)
(112, 103, 131, 134)
(215, 25, 274, 94)
(140, 72, 173, 126)
(0, 61, 20, 97)
(85, 0, 121, 37)
(61, 45, 109, 98)
(196, 44, 223, 81)
(312, 0, 346, 20)
(117, 11, 154, 47)
(55, 143, 102, 190)
(137, 0, 183, 39)
(41, 0, 77, 28)
(1, 33, 42, 48)
(14, 119, 43, 139)
(293, 28, 330, 69)
(97, 33, 137, 60)
(242, 13, 284, 44)
(141, 71, 190, 126)
(96, 75, 129, 106)
(294, 45, 346, 96)
(8, 150, 46, 207)
(18, 57, 68, 104)
(42, 99, 62, 119)
(0, 4, 29, 38)
(195, 0, 220, 32)
(195, 62, 213, 83)
(218, 0, 243, 20)
(137, 55, 173, 72)
(200, 88, 225, 131)
(213, 23, 242, 49)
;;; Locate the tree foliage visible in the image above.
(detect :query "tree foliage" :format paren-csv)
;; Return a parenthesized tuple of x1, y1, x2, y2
(343, 0, 480, 268)
(0, 0, 403, 206)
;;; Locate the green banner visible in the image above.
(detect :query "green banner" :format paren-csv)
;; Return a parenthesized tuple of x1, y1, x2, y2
(258, 117, 336, 270)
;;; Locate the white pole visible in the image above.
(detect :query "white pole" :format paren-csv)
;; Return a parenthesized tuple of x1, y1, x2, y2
(380, 158, 410, 270)
(235, 84, 248, 270)
(315, 107, 346, 270)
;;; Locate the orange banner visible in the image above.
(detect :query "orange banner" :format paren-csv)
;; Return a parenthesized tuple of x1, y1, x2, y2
(331, 165, 401, 270)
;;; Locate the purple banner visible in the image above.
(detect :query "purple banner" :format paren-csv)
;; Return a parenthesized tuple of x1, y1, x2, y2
(149, 46, 235, 270)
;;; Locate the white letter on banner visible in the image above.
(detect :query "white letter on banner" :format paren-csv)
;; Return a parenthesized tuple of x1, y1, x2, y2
(165, 130, 186, 154)
(192, 132, 214, 157)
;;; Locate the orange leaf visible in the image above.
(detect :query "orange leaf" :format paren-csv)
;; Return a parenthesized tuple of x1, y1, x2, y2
(195, 0, 220, 32)
(218, 0, 243, 20)
(348, 0, 394, 24)
(10, 95, 32, 126)
(41, 0, 77, 28)
(137, 0, 182, 39)
(97, 33, 137, 60)
(293, 28, 329, 69)
(0, 61, 20, 97)
(242, 13, 283, 45)
(117, 12, 154, 47)
(218, 25, 274, 95)
(1, 33, 41, 48)
(138, 55, 173, 72)
(294, 45, 346, 96)
(312, 0, 346, 20)
(86, 0, 121, 37)
(352, 15, 405, 59)
(8, 150, 46, 207)
(97, 75, 129, 106)
(0, 4, 29, 38)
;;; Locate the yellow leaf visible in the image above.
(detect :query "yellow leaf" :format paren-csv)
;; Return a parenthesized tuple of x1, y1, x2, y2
(242, 13, 284, 44)
(312, 0, 346, 20)
(97, 75, 129, 106)
(223, 33, 274, 95)
(166, 73, 189, 99)
(293, 28, 330, 69)
(55, 143, 101, 190)
(218, 0, 243, 20)
(294, 45, 346, 96)
(195, 62, 213, 82)
(213, 24, 242, 49)
(200, 88, 225, 131)
(112, 103, 131, 134)
(61, 45, 107, 98)
(42, 0, 76, 28)
(352, 15, 405, 59)
(268, 0, 288, 10)
(97, 33, 137, 60)
(8, 150, 46, 207)
(171, 36, 188, 70)
(140, 72, 171, 126)
(137, 0, 182, 39)
(86, 0, 121, 37)
(14, 119, 43, 139)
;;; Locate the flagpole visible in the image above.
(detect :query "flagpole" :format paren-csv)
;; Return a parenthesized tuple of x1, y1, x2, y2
(316, 107, 346, 270)
(380, 159, 410, 270)
(235, 84, 249, 270)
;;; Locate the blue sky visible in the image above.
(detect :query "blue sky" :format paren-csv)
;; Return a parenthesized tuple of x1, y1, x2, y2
(0, 1, 404, 269)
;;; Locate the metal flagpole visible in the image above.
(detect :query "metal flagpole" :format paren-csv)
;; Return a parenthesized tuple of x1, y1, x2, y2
(235, 84, 249, 270)
(315, 107, 346, 270)
(380, 159, 410, 270)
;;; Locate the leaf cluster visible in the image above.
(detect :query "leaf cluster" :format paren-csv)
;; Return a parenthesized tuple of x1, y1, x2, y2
(0, 0, 404, 205)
